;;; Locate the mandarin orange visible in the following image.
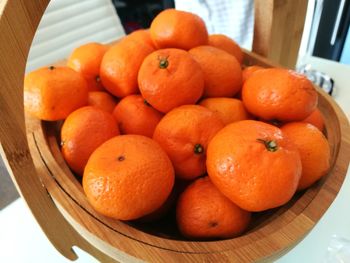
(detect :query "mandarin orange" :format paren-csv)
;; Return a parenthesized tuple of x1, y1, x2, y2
(112, 94, 163, 137)
(61, 106, 119, 175)
(24, 66, 88, 121)
(207, 120, 302, 211)
(199, 97, 250, 125)
(208, 34, 243, 64)
(242, 68, 318, 121)
(138, 48, 204, 113)
(67, 42, 108, 91)
(189, 46, 242, 98)
(83, 135, 175, 220)
(153, 105, 224, 180)
(281, 122, 330, 190)
(87, 91, 118, 113)
(150, 9, 208, 50)
(176, 176, 251, 239)
(100, 38, 154, 97)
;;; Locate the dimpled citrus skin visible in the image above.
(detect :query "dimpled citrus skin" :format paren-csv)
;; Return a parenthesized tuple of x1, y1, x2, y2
(83, 135, 175, 220)
(281, 122, 330, 190)
(100, 38, 154, 97)
(208, 34, 244, 64)
(176, 177, 251, 239)
(207, 120, 302, 212)
(242, 68, 318, 121)
(24, 66, 88, 121)
(150, 9, 208, 50)
(153, 105, 224, 180)
(138, 48, 204, 113)
(189, 46, 242, 98)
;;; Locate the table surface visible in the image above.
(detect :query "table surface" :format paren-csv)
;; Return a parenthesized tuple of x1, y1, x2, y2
(0, 55, 349, 263)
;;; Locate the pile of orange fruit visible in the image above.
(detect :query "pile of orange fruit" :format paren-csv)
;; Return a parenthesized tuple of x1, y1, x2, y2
(24, 9, 331, 240)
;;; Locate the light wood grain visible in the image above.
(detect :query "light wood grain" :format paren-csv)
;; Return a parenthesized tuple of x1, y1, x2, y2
(0, 1, 117, 262)
(253, 0, 308, 68)
(1, 0, 350, 262)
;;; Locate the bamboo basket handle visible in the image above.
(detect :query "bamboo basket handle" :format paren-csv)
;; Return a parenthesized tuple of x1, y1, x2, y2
(0, 1, 116, 261)
(253, 0, 308, 68)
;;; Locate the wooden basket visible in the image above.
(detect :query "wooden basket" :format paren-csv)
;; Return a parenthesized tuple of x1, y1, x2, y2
(1, 1, 349, 262)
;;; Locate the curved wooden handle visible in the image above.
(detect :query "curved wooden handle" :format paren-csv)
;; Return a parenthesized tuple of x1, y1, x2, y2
(0, 1, 115, 261)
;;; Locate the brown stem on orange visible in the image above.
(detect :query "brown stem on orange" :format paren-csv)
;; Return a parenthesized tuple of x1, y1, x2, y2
(159, 57, 169, 69)
(194, 144, 204, 154)
(257, 138, 278, 152)
(49, 66, 55, 70)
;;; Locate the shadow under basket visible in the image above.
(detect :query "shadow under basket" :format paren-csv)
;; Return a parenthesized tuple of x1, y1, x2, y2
(25, 51, 350, 262)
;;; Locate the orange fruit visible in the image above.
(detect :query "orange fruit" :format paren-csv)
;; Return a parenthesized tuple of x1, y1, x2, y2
(88, 91, 118, 113)
(301, 108, 325, 132)
(242, 68, 318, 121)
(67, 42, 108, 91)
(207, 120, 302, 212)
(138, 48, 204, 113)
(199, 97, 250, 125)
(281, 122, 330, 190)
(112, 94, 163, 138)
(176, 176, 251, 239)
(189, 46, 242, 98)
(153, 105, 224, 180)
(208, 34, 243, 64)
(61, 106, 119, 175)
(125, 29, 155, 49)
(150, 9, 208, 50)
(83, 135, 175, 220)
(100, 38, 154, 97)
(24, 66, 88, 121)
(242, 65, 264, 83)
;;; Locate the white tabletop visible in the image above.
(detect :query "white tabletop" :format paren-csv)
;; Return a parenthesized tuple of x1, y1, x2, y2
(0, 56, 349, 263)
